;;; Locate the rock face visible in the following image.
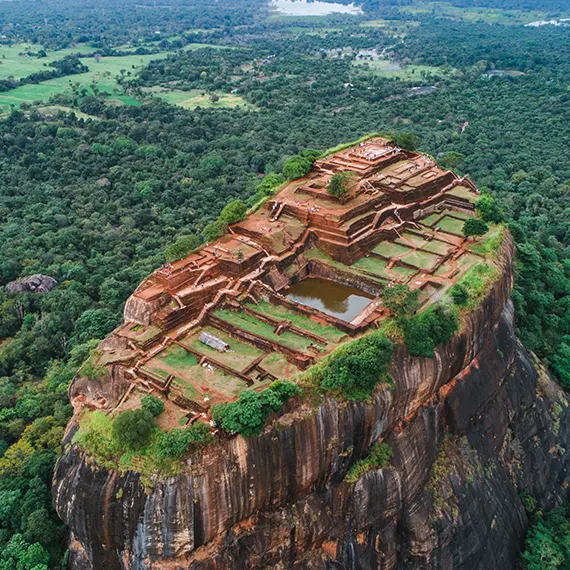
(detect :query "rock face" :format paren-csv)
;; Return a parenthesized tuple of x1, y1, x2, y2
(53, 239, 570, 569)
(5, 274, 58, 294)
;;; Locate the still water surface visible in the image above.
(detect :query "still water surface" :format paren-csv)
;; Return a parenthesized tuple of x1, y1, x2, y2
(270, 0, 362, 16)
(285, 277, 373, 322)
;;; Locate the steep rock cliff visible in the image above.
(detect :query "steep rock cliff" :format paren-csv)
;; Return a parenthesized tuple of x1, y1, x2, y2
(53, 239, 570, 569)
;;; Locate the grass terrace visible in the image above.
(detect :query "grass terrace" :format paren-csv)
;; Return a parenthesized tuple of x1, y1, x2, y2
(214, 309, 323, 353)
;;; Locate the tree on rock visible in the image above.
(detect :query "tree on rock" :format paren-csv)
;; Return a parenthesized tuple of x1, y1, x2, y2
(112, 408, 155, 450)
(327, 171, 355, 198)
(382, 284, 419, 318)
(164, 234, 200, 262)
(141, 394, 165, 417)
(462, 218, 489, 239)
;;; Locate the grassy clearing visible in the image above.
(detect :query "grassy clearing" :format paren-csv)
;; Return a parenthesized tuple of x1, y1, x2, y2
(142, 87, 251, 110)
(0, 45, 226, 110)
(421, 212, 442, 227)
(249, 300, 346, 343)
(0, 43, 93, 80)
(74, 410, 186, 484)
(398, 2, 549, 25)
(260, 352, 301, 378)
(0, 50, 172, 110)
(397, 231, 429, 249)
(352, 59, 446, 80)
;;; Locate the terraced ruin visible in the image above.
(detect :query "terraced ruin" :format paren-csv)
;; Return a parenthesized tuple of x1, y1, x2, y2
(90, 137, 492, 426)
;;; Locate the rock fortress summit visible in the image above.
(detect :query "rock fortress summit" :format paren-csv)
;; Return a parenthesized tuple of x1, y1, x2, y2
(70, 137, 485, 416)
(54, 137, 570, 570)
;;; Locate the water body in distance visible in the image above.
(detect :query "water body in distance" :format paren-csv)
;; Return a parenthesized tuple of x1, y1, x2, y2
(270, 0, 362, 17)
(285, 277, 373, 322)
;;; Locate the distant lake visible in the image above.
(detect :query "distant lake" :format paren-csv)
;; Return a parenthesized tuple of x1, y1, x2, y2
(270, 0, 362, 16)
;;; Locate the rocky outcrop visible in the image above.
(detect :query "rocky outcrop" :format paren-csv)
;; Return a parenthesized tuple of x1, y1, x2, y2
(5, 273, 58, 294)
(53, 238, 570, 569)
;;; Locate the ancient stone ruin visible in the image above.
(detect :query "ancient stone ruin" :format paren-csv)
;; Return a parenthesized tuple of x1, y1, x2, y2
(80, 136, 486, 423)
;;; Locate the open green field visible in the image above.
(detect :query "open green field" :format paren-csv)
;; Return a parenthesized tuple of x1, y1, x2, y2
(259, 352, 300, 379)
(142, 87, 250, 110)
(148, 344, 249, 401)
(0, 43, 229, 111)
(352, 59, 446, 80)
(420, 211, 442, 227)
(397, 231, 429, 249)
(398, 2, 549, 25)
(0, 44, 93, 80)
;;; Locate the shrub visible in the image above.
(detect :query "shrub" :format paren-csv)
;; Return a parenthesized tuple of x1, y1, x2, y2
(320, 332, 393, 400)
(211, 380, 300, 436)
(155, 422, 213, 459)
(462, 217, 489, 238)
(283, 155, 312, 179)
(404, 302, 459, 357)
(219, 199, 247, 225)
(282, 150, 320, 180)
(111, 409, 155, 451)
(202, 220, 228, 242)
(393, 132, 419, 151)
(345, 441, 393, 483)
(164, 234, 200, 262)
(476, 192, 504, 223)
(327, 171, 355, 198)
(382, 284, 420, 318)
(449, 284, 469, 306)
(141, 395, 165, 417)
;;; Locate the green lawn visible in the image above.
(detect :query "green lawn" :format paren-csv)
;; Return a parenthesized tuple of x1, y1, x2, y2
(420, 212, 442, 227)
(422, 239, 453, 256)
(373, 241, 412, 259)
(260, 352, 301, 379)
(437, 216, 465, 235)
(396, 231, 429, 249)
(248, 300, 346, 343)
(352, 256, 391, 278)
(401, 250, 441, 270)
(214, 309, 318, 352)
(182, 326, 264, 371)
(0, 43, 93, 81)
(0, 44, 227, 111)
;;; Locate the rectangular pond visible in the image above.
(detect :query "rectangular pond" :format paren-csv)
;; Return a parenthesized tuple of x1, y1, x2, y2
(285, 277, 374, 322)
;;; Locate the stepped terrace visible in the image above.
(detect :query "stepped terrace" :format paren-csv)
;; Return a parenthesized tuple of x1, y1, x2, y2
(86, 137, 491, 427)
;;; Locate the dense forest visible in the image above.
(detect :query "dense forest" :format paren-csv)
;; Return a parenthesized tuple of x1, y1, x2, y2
(0, 0, 569, 567)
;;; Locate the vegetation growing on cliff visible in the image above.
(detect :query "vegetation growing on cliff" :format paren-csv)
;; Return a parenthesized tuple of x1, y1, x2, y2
(345, 441, 393, 483)
(310, 331, 394, 401)
(211, 380, 300, 436)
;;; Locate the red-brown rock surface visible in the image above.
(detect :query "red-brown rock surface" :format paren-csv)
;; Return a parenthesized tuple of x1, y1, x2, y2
(53, 237, 570, 569)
